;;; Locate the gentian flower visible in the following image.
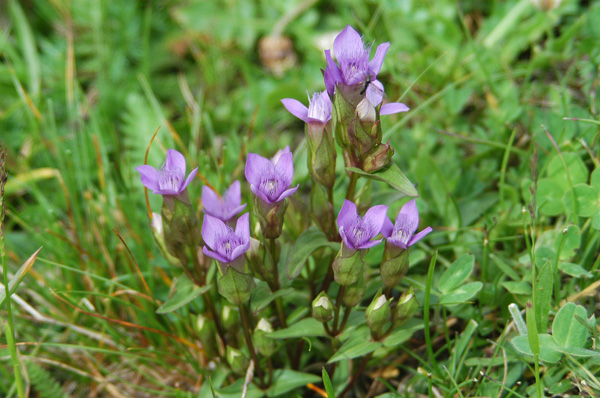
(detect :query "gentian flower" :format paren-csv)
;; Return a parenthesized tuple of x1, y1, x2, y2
(136, 149, 197, 196)
(202, 213, 250, 272)
(202, 181, 247, 223)
(324, 25, 409, 115)
(281, 91, 331, 125)
(337, 199, 388, 250)
(245, 146, 299, 204)
(382, 199, 432, 249)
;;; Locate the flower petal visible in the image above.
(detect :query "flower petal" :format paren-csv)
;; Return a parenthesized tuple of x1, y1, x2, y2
(250, 184, 273, 204)
(357, 238, 383, 250)
(275, 151, 294, 188)
(362, 204, 388, 237)
(381, 217, 394, 239)
(245, 153, 273, 187)
(281, 98, 309, 123)
(203, 246, 229, 263)
(380, 102, 410, 115)
(202, 185, 222, 218)
(366, 79, 384, 106)
(227, 204, 247, 220)
(399, 199, 419, 235)
(224, 180, 242, 208)
(230, 239, 250, 262)
(165, 149, 187, 179)
(277, 184, 299, 202)
(339, 227, 356, 250)
(337, 200, 358, 230)
(333, 25, 363, 63)
(180, 167, 198, 193)
(136, 165, 161, 192)
(324, 50, 342, 96)
(408, 226, 433, 247)
(201, 214, 229, 250)
(368, 42, 390, 76)
(235, 213, 250, 242)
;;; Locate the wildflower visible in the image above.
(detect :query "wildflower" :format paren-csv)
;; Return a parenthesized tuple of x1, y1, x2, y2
(136, 149, 197, 196)
(281, 91, 331, 125)
(245, 146, 299, 205)
(202, 213, 250, 272)
(202, 181, 247, 223)
(382, 199, 432, 249)
(337, 199, 388, 250)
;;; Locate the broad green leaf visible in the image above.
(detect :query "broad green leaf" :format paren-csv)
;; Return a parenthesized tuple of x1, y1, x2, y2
(534, 261, 553, 333)
(250, 284, 294, 315)
(322, 368, 335, 398)
(328, 339, 382, 363)
(346, 161, 418, 197)
(502, 281, 531, 296)
(156, 274, 212, 314)
(591, 167, 600, 190)
(552, 345, 600, 358)
(536, 178, 565, 216)
(552, 303, 589, 348)
(511, 334, 562, 364)
(526, 303, 539, 355)
(0, 247, 41, 308)
(438, 254, 474, 293)
(286, 228, 339, 279)
(559, 262, 592, 278)
(438, 282, 482, 305)
(547, 153, 589, 186)
(555, 225, 580, 260)
(266, 370, 321, 397)
(382, 318, 423, 347)
(267, 318, 326, 339)
(563, 184, 599, 217)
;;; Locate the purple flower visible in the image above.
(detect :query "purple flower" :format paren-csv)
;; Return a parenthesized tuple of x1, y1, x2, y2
(136, 149, 198, 196)
(202, 213, 250, 265)
(202, 181, 247, 223)
(245, 146, 299, 204)
(281, 91, 331, 125)
(337, 200, 388, 250)
(382, 199, 432, 249)
(324, 25, 409, 115)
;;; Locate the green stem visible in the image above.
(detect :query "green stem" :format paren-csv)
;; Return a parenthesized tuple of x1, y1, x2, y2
(238, 304, 265, 386)
(332, 285, 345, 335)
(554, 231, 565, 307)
(534, 354, 542, 398)
(345, 173, 359, 202)
(424, 251, 440, 376)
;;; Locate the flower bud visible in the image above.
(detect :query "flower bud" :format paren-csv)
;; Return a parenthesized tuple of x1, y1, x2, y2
(332, 246, 365, 286)
(254, 196, 288, 239)
(217, 266, 256, 305)
(226, 346, 249, 376)
(393, 286, 419, 327)
(310, 183, 336, 239)
(342, 272, 366, 307)
(252, 318, 277, 357)
(380, 245, 409, 288)
(150, 212, 184, 268)
(194, 314, 218, 358)
(362, 142, 394, 173)
(365, 290, 392, 339)
(312, 291, 334, 322)
(162, 195, 200, 267)
(221, 305, 239, 330)
(307, 123, 337, 189)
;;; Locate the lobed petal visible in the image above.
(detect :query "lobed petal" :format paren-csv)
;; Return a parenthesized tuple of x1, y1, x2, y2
(398, 199, 419, 234)
(281, 98, 309, 123)
(180, 167, 198, 193)
(368, 42, 390, 76)
(366, 80, 384, 106)
(224, 180, 242, 208)
(202, 246, 229, 264)
(380, 102, 410, 115)
(202, 185, 222, 218)
(337, 200, 358, 230)
(357, 238, 383, 250)
(245, 153, 273, 187)
(230, 239, 251, 262)
(250, 184, 273, 204)
(275, 151, 294, 189)
(136, 165, 161, 192)
(165, 149, 187, 179)
(201, 214, 230, 250)
(339, 227, 356, 250)
(324, 50, 342, 96)
(381, 217, 394, 239)
(277, 184, 299, 202)
(235, 213, 250, 242)
(408, 226, 433, 247)
(333, 25, 364, 65)
(362, 204, 389, 238)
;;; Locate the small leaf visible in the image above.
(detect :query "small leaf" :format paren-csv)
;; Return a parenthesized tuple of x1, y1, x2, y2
(559, 262, 592, 278)
(563, 184, 599, 217)
(286, 227, 339, 279)
(534, 261, 553, 333)
(328, 338, 382, 363)
(266, 370, 321, 397)
(346, 161, 418, 197)
(526, 303, 539, 355)
(250, 284, 294, 315)
(502, 281, 531, 296)
(322, 368, 335, 398)
(438, 282, 482, 305)
(438, 254, 474, 293)
(547, 153, 589, 186)
(555, 225, 580, 260)
(536, 178, 566, 216)
(511, 334, 562, 364)
(267, 318, 326, 339)
(156, 274, 212, 314)
(552, 303, 589, 348)
(382, 318, 423, 347)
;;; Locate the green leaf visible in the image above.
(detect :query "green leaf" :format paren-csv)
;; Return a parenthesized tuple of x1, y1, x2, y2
(559, 262, 593, 278)
(382, 318, 423, 347)
(346, 162, 418, 197)
(526, 303, 539, 355)
(552, 303, 589, 348)
(536, 178, 566, 216)
(555, 225, 581, 260)
(267, 318, 326, 339)
(286, 228, 339, 279)
(563, 184, 599, 217)
(490, 254, 520, 281)
(156, 274, 212, 314)
(266, 370, 321, 397)
(322, 368, 335, 398)
(0, 247, 41, 308)
(438, 254, 474, 293)
(502, 281, 531, 296)
(217, 267, 256, 305)
(547, 153, 589, 186)
(250, 283, 294, 315)
(511, 334, 562, 364)
(328, 339, 382, 363)
(534, 261, 553, 333)
(438, 282, 482, 305)
(591, 167, 600, 190)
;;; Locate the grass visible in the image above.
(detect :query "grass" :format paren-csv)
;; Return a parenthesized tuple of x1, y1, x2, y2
(1, 0, 600, 397)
